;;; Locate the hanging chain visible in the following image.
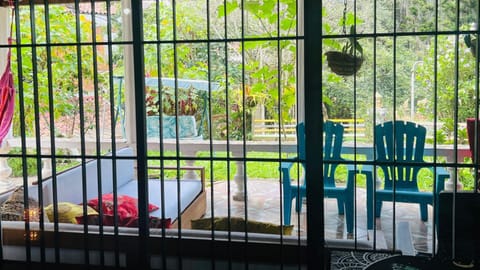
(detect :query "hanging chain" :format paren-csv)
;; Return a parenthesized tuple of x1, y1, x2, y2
(342, 0, 347, 35)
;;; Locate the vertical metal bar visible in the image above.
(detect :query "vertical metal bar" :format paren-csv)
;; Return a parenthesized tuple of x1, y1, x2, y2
(294, 0, 303, 263)
(451, 0, 461, 262)
(453, 0, 460, 183)
(221, 0, 233, 267)
(205, 0, 217, 267)
(73, 0, 90, 265)
(12, 1, 34, 262)
(372, 0, 378, 250)
(42, 0, 62, 262)
(431, 0, 440, 257)
(170, 2, 185, 269)
(391, 0, 398, 253)
(130, 0, 149, 268)
(352, 0, 358, 245)
(89, 0, 106, 266)
(475, 0, 480, 194)
(305, 0, 324, 269)
(27, 0, 47, 263)
(240, 0, 249, 267)
(275, 0, 285, 263)
(104, 0, 121, 266)
(153, 1, 167, 269)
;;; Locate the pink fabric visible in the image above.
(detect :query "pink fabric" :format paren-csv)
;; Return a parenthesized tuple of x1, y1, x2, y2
(0, 38, 15, 146)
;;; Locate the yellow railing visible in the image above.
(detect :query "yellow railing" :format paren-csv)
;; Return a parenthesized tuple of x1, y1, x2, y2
(329, 118, 366, 136)
(252, 119, 296, 140)
(252, 118, 366, 139)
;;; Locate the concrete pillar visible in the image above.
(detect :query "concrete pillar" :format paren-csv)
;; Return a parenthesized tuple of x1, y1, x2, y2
(121, 0, 136, 147)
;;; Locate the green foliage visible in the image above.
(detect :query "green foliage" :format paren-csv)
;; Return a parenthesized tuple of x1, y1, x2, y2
(8, 148, 37, 177)
(11, 5, 112, 137)
(343, 26, 363, 57)
(416, 36, 478, 124)
(214, 0, 297, 139)
(459, 166, 476, 191)
(8, 147, 80, 177)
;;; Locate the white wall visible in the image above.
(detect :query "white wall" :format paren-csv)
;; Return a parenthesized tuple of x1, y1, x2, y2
(0, 7, 10, 73)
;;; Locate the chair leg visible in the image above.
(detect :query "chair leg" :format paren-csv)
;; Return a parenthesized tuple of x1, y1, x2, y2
(295, 195, 303, 213)
(344, 199, 354, 234)
(420, 203, 428, 221)
(366, 200, 374, 230)
(336, 198, 345, 215)
(284, 194, 293, 226)
(375, 201, 383, 218)
(365, 173, 375, 230)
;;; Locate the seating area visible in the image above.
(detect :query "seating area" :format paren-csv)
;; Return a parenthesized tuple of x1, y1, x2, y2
(363, 120, 450, 229)
(280, 121, 356, 233)
(0, 147, 207, 228)
(279, 120, 451, 235)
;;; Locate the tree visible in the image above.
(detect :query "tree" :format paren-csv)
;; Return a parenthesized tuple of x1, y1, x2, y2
(11, 4, 110, 137)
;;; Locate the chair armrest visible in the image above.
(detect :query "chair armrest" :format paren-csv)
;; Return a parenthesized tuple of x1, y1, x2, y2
(359, 164, 374, 174)
(279, 157, 298, 171)
(433, 166, 450, 193)
(345, 163, 363, 174)
(280, 161, 294, 171)
(344, 161, 371, 190)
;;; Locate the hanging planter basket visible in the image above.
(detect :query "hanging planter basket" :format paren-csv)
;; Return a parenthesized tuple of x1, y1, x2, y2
(325, 51, 364, 76)
(464, 23, 479, 60)
(465, 35, 478, 59)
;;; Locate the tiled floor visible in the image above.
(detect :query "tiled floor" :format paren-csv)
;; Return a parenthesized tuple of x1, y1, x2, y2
(205, 180, 435, 254)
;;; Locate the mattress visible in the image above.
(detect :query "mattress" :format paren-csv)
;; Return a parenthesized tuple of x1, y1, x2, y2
(117, 179, 203, 221)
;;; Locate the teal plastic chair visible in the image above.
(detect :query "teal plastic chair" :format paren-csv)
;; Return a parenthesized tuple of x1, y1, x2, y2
(280, 121, 355, 233)
(365, 121, 449, 229)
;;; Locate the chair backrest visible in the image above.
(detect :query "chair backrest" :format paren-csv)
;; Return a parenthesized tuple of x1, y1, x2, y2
(374, 120, 426, 190)
(323, 121, 345, 188)
(296, 121, 345, 188)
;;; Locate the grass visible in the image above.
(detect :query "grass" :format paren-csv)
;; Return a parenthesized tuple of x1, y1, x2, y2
(147, 151, 294, 183)
(146, 151, 369, 188)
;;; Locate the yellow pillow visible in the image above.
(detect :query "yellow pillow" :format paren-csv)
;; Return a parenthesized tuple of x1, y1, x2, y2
(44, 202, 98, 224)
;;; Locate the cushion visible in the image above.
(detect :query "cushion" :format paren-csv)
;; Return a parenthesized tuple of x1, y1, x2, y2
(1, 186, 40, 222)
(117, 179, 202, 220)
(114, 216, 172, 229)
(191, 217, 294, 235)
(87, 194, 160, 227)
(44, 202, 98, 224)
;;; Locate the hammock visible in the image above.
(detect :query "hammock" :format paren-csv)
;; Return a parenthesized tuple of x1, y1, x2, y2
(0, 7, 15, 146)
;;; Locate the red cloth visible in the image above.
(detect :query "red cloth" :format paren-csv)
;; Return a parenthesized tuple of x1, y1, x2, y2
(86, 194, 161, 227)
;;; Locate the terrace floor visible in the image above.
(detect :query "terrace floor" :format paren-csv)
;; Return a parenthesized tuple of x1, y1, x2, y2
(205, 180, 436, 254)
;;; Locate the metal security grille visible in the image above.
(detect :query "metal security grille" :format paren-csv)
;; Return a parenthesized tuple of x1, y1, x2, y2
(0, 0, 478, 269)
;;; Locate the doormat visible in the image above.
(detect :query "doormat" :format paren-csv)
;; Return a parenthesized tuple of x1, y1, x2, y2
(330, 250, 399, 270)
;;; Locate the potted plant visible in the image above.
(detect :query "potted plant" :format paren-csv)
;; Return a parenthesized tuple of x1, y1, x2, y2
(325, 25, 364, 76)
(145, 87, 200, 139)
